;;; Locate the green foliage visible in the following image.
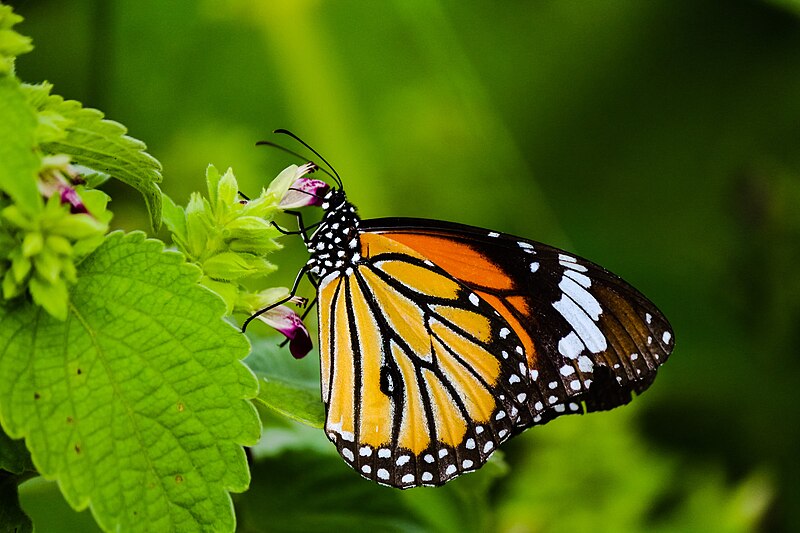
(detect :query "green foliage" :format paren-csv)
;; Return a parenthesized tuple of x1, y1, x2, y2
(495, 410, 770, 533)
(0, 4, 32, 75)
(236, 448, 506, 533)
(0, 232, 260, 532)
(1, 192, 110, 319)
(21, 82, 164, 231)
(162, 164, 295, 315)
(1, 14, 270, 529)
(0, 76, 40, 215)
(246, 336, 326, 428)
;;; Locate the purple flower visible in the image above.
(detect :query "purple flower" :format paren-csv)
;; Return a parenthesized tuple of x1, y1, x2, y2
(59, 185, 89, 214)
(257, 304, 313, 359)
(279, 163, 330, 209)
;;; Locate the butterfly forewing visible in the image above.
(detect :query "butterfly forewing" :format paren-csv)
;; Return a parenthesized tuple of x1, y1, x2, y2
(317, 232, 530, 488)
(360, 218, 674, 426)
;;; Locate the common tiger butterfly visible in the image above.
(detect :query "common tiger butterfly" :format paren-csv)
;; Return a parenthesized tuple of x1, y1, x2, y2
(247, 131, 674, 489)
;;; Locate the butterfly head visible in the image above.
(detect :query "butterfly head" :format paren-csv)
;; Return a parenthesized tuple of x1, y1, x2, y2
(305, 187, 362, 280)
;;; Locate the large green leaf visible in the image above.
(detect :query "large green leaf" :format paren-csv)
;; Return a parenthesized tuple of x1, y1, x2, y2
(245, 335, 325, 428)
(0, 232, 260, 532)
(0, 77, 41, 215)
(22, 84, 163, 231)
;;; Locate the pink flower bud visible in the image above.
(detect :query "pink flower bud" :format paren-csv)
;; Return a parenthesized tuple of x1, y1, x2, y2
(279, 163, 330, 209)
(59, 185, 89, 214)
(257, 305, 313, 359)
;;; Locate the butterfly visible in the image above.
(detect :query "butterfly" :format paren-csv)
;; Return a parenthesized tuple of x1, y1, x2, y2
(247, 131, 674, 489)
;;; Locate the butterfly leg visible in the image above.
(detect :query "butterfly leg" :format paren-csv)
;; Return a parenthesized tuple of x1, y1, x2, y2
(241, 264, 311, 332)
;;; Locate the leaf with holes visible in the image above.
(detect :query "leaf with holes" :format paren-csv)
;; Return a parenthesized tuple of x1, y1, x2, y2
(0, 232, 260, 532)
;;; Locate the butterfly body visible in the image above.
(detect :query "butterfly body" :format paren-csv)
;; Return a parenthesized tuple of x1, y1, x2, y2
(302, 187, 674, 489)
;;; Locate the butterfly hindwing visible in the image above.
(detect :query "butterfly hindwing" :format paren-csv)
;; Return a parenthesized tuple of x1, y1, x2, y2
(317, 232, 531, 488)
(360, 218, 674, 427)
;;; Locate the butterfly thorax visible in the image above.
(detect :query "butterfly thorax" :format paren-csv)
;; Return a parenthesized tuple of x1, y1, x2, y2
(306, 189, 362, 280)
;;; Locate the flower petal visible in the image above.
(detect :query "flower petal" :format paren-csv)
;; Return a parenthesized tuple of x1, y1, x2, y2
(279, 177, 330, 208)
(257, 305, 313, 359)
(59, 185, 89, 214)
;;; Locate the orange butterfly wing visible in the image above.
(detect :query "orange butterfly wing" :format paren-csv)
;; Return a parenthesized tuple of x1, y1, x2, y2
(316, 232, 532, 488)
(361, 218, 674, 425)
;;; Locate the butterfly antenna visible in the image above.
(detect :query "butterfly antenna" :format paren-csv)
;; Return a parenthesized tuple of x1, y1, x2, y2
(274, 129, 344, 189)
(255, 140, 338, 183)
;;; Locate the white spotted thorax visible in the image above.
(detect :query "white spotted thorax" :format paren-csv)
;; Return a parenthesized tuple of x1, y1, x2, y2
(306, 189, 361, 281)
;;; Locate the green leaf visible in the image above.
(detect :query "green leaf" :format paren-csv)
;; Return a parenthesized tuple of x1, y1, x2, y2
(245, 336, 325, 428)
(0, 232, 260, 532)
(19, 477, 102, 533)
(202, 252, 276, 281)
(0, 4, 33, 75)
(21, 83, 164, 231)
(237, 451, 430, 533)
(256, 378, 325, 429)
(238, 449, 506, 533)
(0, 77, 41, 215)
(161, 193, 187, 244)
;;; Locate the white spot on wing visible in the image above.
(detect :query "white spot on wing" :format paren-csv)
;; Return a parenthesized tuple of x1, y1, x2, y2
(558, 331, 584, 359)
(559, 275, 602, 320)
(342, 448, 354, 462)
(564, 269, 591, 288)
(663, 331, 672, 344)
(401, 473, 415, 484)
(552, 295, 608, 353)
(469, 293, 480, 306)
(488, 231, 500, 237)
(530, 262, 540, 273)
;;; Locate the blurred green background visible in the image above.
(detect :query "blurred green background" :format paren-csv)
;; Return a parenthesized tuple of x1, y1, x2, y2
(9, 0, 800, 531)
